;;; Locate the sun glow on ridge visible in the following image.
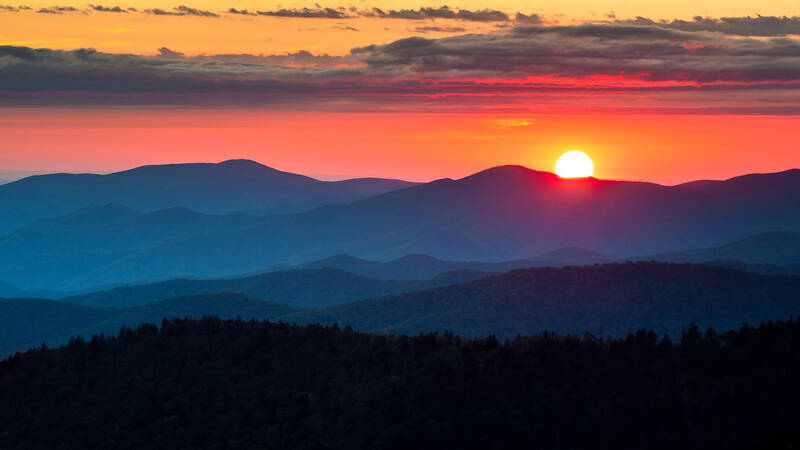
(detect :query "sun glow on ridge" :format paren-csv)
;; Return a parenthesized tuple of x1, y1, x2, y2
(555, 150, 594, 178)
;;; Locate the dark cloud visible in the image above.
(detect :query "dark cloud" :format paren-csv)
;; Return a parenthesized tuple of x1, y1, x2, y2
(1, 23, 800, 110)
(365, 6, 509, 22)
(0, 4, 30, 11)
(36, 6, 78, 13)
(144, 5, 217, 17)
(0, 2, 539, 25)
(144, 8, 173, 15)
(514, 13, 542, 25)
(89, 4, 128, 12)
(227, 8, 255, 16)
(615, 15, 800, 37)
(413, 26, 467, 33)
(0, 45, 354, 95)
(174, 5, 217, 17)
(179, 49, 359, 67)
(254, 7, 351, 19)
(157, 47, 185, 58)
(353, 24, 800, 84)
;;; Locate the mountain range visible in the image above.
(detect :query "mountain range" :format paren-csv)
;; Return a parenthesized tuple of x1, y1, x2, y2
(0, 159, 417, 233)
(272, 247, 615, 280)
(284, 262, 800, 338)
(0, 162, 799, 289)
(3, 262, 800, 356)
(62, 267, 491, 309)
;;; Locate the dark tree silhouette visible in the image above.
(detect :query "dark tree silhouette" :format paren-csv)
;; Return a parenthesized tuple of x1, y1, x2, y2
(1, 317, 800, 449)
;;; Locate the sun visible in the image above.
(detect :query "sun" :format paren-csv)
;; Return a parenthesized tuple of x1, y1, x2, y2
(555, 150, 594, 178)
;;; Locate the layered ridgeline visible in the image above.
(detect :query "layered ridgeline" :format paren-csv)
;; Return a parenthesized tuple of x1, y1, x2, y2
(3, 263, 800, 356)
(273, 247, 615, 280)
(2, 316, 800, 450)
(284, 262, 800, 338)
(0, 293, 298, 358)
(641, 231, 800, 270)
(0, 159, 418, 233)
(0, 267, 490, 355)
(276, 233, 800, 279)
(1, 165, 799, 289)
(105, 166, 800, 272)
(62, 267, 490, 309)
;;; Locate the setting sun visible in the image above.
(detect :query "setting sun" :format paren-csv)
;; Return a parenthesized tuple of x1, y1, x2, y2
(556, 151, 594, 178)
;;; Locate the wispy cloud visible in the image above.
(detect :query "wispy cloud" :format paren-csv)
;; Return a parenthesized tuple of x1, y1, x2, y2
(90, 4, 134, 13)
(363, 6, 510, 22)
(36, 6, 79, 14)
(413, 26, 467, 34)
(144, 5, 217, 17)
(0, 2, 542, 25)
(252, 6, 351, 19)
(613, 15, 800, 37)
(0, 5, 30, 11)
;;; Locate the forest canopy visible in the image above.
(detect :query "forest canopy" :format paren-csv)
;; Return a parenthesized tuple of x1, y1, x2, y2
(1, 316, 800, 449)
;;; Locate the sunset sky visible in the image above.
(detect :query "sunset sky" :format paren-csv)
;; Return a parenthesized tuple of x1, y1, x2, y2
(2, 0, 799, 183)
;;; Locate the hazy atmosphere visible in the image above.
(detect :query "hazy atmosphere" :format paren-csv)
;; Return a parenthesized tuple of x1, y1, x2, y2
(2, 1, 800, 449)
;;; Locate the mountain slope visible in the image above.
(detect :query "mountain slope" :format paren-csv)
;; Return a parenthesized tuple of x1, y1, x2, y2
(98, 166, 800, 280)
(0, 204, 265, 289)
(72, 293, 301, 340)
(284, 262, 800, 338)
(0, 159, 417, 233)
(644, 231, 800, 265)
(62, 267, 493, 309)
(0, 280, 27, 298)
(2, 166, 800, 289)
(286, 248, 614, 280)
(0, 298, 116, 356)
(0, 293, 299, 356)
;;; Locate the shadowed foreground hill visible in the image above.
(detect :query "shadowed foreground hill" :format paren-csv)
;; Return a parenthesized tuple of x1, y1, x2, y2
(284, 262, 800, 338)
(1, 317, 800, 450)
(0, 299, 116, 357)
(0, 293, 299, 356)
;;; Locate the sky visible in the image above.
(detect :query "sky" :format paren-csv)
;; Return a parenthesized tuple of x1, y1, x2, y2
(1, 0, 800, 183)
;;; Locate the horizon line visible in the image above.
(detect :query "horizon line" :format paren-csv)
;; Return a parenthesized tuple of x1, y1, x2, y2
(2, 158, 798, 187)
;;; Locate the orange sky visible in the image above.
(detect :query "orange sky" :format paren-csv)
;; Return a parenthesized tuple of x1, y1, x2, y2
(2, 1, 799, 182)
(2, 1, 799, 55)
(1, 108, 798, 184)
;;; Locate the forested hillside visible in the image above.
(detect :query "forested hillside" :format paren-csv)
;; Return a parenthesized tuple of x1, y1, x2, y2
(285, 262, 800, 338)
(1, 317, 799, 449)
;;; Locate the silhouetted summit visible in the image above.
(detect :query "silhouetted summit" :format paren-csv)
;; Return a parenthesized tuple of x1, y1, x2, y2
(0, 159, 418, 232)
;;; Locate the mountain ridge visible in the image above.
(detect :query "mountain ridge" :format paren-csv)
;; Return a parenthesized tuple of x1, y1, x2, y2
(0, 159, 419, 233)
(283, 262, 800, 339)
(0, 165, 799, 288)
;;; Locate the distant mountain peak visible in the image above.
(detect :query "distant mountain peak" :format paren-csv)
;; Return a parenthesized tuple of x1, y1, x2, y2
(217, 159, 265, 167)
(215, 159, 287, 174)
(465, 165, 552, 178)
(534, 247, 614, 262)
(147, 206, 204, 219)
(392, 254, 447, 263)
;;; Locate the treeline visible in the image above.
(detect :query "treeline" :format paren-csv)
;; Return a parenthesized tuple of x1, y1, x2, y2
(2, 317, 800, 449)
